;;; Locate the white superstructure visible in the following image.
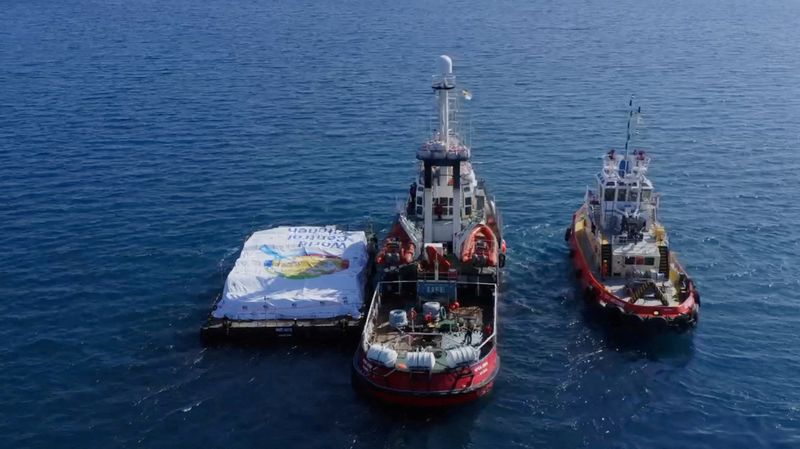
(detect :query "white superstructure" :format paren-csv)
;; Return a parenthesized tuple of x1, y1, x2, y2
(400, 55, 498, 256)
(583, 100, 672, 285)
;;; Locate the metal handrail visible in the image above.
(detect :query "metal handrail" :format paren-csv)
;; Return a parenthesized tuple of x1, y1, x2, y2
(361, 280, 498, 351)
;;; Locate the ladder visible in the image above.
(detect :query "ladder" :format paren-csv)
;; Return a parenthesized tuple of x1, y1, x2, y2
(658, 245, 669, 274)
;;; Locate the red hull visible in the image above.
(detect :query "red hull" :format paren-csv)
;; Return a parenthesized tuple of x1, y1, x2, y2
(569, 206, 699, 329)
(352, 347, 499, 407)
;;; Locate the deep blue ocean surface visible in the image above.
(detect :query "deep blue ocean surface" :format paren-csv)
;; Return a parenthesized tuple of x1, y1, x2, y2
(2, 0, 799, 447)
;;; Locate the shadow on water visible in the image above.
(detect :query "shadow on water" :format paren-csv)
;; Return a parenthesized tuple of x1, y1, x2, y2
(557, 251, 697, 363)
(579, 306, 696, 363)
(352, 387, 488, 448)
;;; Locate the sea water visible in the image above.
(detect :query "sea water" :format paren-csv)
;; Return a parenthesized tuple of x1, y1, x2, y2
(2, 0, 799, 447)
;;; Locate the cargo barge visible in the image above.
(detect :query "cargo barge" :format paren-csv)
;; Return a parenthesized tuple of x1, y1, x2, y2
(201, 226, 375, 343)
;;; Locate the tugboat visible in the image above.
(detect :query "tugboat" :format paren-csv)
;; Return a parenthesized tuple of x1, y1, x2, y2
(352, 56, 505, 406)
(566, 99, 699, 331)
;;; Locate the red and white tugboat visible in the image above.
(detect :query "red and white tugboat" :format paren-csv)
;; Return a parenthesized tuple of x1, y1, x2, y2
(352, 55, 505, 406)
(566, 100, 699, 331)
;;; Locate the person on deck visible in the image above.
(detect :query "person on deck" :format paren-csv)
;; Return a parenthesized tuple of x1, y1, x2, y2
(462, 319, 475, 345)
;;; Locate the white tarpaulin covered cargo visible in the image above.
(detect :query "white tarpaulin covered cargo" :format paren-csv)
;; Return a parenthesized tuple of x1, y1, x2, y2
(213, 226, 369, 320)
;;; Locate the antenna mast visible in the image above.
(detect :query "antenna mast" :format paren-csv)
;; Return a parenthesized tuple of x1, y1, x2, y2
(623, 96, 634, 164)
(436, 55, 454, 146)
(623, 97, 642, 175)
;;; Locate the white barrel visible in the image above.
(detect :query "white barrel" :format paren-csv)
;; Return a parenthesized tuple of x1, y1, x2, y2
(367, 344, 398, 368)
(422, 301, 441, 319)
(406, 351, 436, 371)
(389, 309, 408, 329)
(445, 346, 480, 368)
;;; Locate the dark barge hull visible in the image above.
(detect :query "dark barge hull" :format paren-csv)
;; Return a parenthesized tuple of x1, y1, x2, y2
(200, 316, 363, 344)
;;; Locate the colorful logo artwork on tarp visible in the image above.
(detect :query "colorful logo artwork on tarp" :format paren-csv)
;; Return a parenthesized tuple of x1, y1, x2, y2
(260, 245, 350, 280)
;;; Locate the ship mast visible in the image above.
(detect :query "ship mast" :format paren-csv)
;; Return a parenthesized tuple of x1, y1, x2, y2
(623, 96, 642, 175)
(623, 96, 634, 165)
(438, 56, 463, 243)
(420, 55, 466, 246)
(438, 55, 453, 147)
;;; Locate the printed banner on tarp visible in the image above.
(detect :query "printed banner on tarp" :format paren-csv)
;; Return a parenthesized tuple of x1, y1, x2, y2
(213, 226, 368, 320)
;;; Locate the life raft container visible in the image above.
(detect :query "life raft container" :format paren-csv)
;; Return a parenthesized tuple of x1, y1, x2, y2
(376, 223, 415, 266)
(461, 224, 499, 267)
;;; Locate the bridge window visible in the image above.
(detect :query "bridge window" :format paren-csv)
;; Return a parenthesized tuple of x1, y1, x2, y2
(624, 256, 656, 266)
(629, 190, 638, 202)
(641, 190, 652, 201)
(604, 188, 615, 201)
(617, 189, 627, 201)
(434, 197, 453, 216)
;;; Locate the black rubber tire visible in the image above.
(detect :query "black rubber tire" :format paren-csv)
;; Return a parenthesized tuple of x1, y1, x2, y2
(564, 227, 572, 242)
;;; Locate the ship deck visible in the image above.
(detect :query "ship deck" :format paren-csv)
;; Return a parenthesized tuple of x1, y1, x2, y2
(575, 208, 682, 307)
(366, 282, 496, 373)
(599, 277, 680, 307)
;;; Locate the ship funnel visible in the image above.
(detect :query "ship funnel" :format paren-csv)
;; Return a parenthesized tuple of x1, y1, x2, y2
(439, 55, 453, 75)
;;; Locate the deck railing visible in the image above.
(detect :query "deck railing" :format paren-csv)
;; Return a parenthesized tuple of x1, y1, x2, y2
(360, 280, 498, 361)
